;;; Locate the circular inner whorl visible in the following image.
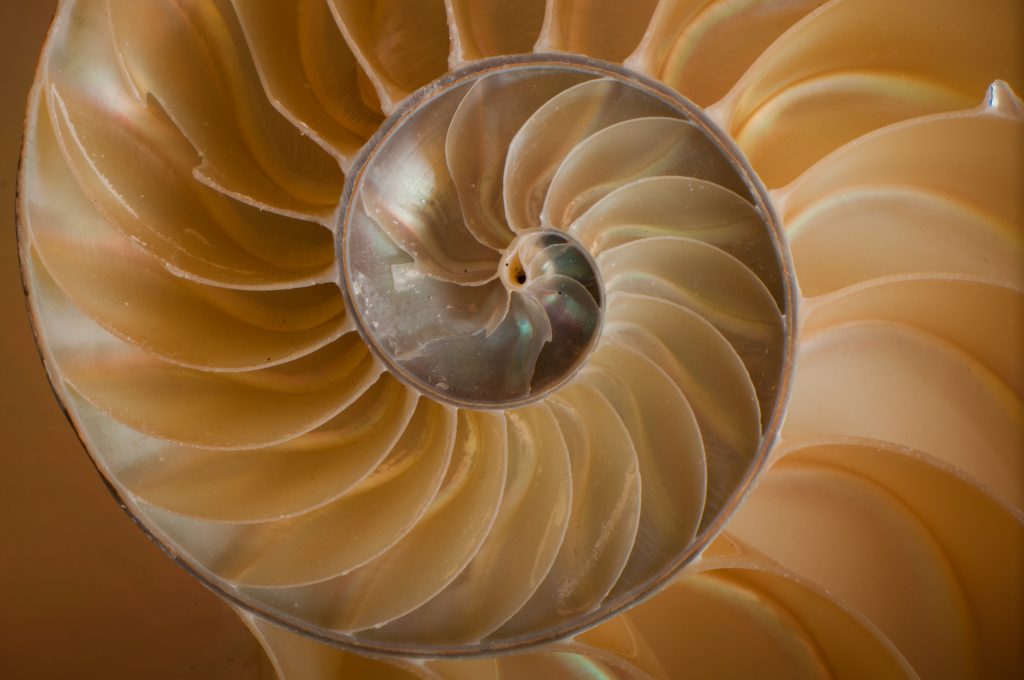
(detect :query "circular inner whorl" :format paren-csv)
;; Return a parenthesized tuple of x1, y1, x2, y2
(339, 56, 775, 410)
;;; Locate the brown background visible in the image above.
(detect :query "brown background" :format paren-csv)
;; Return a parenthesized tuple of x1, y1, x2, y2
(0, 3, 265, 677)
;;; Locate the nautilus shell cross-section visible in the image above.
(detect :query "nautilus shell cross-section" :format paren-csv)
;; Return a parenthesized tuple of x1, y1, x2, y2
(16, 0, 1024, 677)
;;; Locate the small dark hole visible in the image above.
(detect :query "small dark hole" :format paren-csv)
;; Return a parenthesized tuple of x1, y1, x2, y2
(516, 271, 527, 285)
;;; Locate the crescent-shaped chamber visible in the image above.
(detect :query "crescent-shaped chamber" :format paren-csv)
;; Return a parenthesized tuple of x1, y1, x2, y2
(19, 0, 795, 656)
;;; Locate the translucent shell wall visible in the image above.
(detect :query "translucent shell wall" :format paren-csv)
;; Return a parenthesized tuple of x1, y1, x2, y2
(17, 0, 1024, 676)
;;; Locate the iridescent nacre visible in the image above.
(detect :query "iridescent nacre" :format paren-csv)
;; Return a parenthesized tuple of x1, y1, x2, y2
(342, 57, 786, 411)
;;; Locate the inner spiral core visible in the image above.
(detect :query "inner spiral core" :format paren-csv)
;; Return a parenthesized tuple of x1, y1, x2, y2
(339, 56, 773, 410)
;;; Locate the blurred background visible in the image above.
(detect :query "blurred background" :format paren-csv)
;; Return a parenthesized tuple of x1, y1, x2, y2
(0, 3, 264, 677)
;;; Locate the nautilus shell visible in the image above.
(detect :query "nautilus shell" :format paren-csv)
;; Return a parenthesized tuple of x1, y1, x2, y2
(16, 0, 1022, 677)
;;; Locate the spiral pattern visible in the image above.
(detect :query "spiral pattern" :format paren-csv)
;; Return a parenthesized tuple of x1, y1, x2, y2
(20, 1, 793, 653)
(17, 0, 1023, 676)
(343, 59, 786, 418)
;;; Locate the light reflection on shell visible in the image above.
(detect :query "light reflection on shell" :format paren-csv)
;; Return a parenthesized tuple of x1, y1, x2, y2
(16, 0, 1024, 676)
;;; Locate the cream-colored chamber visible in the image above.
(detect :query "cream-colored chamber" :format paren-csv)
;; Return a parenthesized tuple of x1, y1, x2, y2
(18, 0, 1022, 678)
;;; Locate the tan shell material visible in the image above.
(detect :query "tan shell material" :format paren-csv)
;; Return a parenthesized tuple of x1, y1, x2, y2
(16, 0, 1023, 676)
